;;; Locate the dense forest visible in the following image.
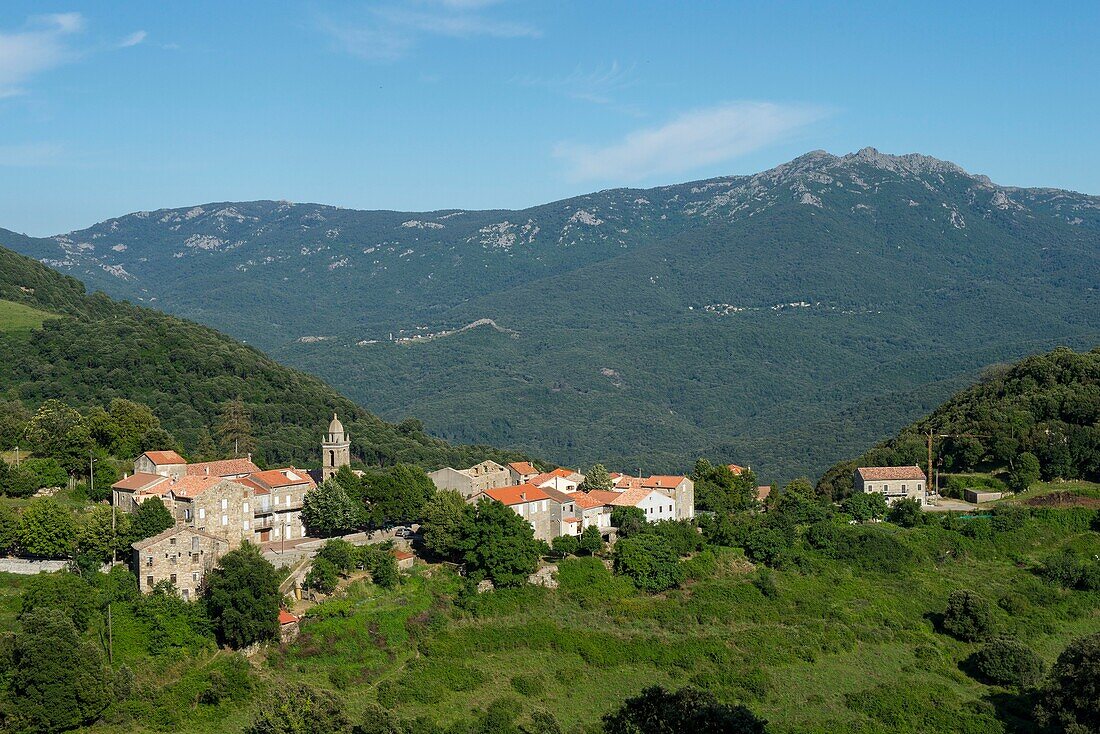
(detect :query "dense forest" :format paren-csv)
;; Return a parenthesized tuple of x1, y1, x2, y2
(0, 244, 528, 471)
(817, 347, 1100, 499)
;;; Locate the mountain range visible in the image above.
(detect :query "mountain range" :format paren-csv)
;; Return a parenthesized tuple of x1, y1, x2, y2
(5, 147, 1099, 480)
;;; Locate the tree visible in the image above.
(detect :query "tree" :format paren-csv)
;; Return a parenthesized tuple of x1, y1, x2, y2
(6, 608, 110, 733)
(19, 571, 96, 631)
(743, 527, 789, 566)
(943, 590, 994, 642)
(611, 506, 646, 538)
(651, 520, 703, 557)
(613, 534, 683, 592)
(18, 498, 76, 558)
(461, 497, 541, 587)
(887, 498, 924, 528)
(552, 534, 579, 557)
(971, 638, 1046, 688)
(1008, 452, 1041, 492)
(20, 458, 67, 490)
(22, 400, 84, 455)
(316, 538, 357, 574)
(360, 464, 436, 527)
(579, 525, 604, 555)
(245, 684, 352, 734)
(77, 503, 131, 565)
(369, 551, 399, 589)
(843, 492, 889, 522)
(421, 489, 466, 559)
(0, 399, 30, 450)
(603, 685, 767, 734)
(301, 478, 359, 537)
(1034, 633, 1100, 734)
(582, 463, 613, 492)
(304, 557, 339, 595)
(126, 497, 174, 545)
(770, 478, 832, 524)
(0, 503, 18, 554)
(204, 542, 280, 648)
(2, 463, 41, 498)
(106, 398, 162, 458)
(216, 397, 255, 458)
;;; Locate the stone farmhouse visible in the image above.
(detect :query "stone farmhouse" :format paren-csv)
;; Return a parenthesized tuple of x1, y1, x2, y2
(132, 526, 228, 601)
(120, 415, 353, 593)
(506, 461, 540, 485)
(855, 466, 928, 506)
(458, 461, 694, 541)
(428, 460, 511, 498)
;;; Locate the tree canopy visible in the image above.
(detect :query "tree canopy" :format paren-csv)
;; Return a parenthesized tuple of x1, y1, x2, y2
(204, 542, 281, 648)
(460, 497, 541, 587)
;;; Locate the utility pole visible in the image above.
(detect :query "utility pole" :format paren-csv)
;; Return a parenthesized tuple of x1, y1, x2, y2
(925, 430, 990, 495)
(107, 603, 113, 664)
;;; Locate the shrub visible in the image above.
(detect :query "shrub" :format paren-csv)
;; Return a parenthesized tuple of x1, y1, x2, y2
(887, 498, 924, 528)
(1034, 633, 1100, 733)
(305, 557, 339, 595)
(20, 457, 68, 490)
(651, 519, 702, 556)
(971, 638, 1046, 688)
(551, 534, 578, 557)
(316, 538, 357, 574)
(244, 684, 351, 734)
(613, 534, 683, 593)
(943, 590, 995, 641)
(752, 569, 778, 599)
(19, 571, 95, 631)
(510, 674, 539, 696)
(743, 527, 789, 566)
(603, 685, 766, 734)
(578, 525, 604, 556)
(610, 506, 646, 538)
(1038, 548, 1085, 589)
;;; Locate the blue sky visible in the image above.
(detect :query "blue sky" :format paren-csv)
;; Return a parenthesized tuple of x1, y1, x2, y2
(2, 1, 1098, 235)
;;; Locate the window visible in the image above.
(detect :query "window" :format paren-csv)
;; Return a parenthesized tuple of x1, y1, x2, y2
(274, 495, 279, 505)
(169, 537, 176, 545)
(199, 508, 206, 520)
(192, 572, 199, 583)
(902, 484, 907, 491)
(145, 555, 153, 566)
(285, 494, 291, 506)
(243, 502, 250, 514)
(866, 484, 873, 492)
(192, 537, 199, 552)
(221, 514, 228, 526)
(243, 520, 250, 531)
(170, 573, 177, 585)
(184, 508, 192, 521)
(146, 575, 153, 588)
(221, 498, 228, 510)
(182, 589, 190, 601)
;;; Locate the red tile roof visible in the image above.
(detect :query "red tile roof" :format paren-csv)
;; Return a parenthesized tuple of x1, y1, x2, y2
(611, 487, 661, 507)
(186, 458, 260, 478)
(643, 475, 687, 489)
(142, 450, 186, 465)
(570, 493, 608, 510)
(111, 472, 168, 492)
(857, 466, 927, 481)
(529, 468, 579, 487)
(393, 550, 414, 560)
(167, 476, 234, 499)
(728, 464, 746, 475)
(756, 485, 772, 502)
(585, 490, 622, 505)
(508, 461, 539, 475)
(484, 483, 550, 506)
(248, 467, 315, 489)
(562, 516, 579, 523)
(278, 610, 299, 625)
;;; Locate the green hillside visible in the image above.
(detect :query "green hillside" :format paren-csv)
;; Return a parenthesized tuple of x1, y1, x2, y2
(8, 149, 1098, 481)
(0, 243, 526, 470)
(817, 347, 1100, 499)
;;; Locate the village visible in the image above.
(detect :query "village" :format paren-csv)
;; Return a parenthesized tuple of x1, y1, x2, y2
(108, 412, 941, 607)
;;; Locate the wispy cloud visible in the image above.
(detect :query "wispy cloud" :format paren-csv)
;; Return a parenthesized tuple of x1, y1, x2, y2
(515, 61, 637, 107)
(0, 142, 64, 166)
(0, 14, 147, 97)
(319, 1, 538, 62)
(118, 30, 147, 48)
(554, 102, 828, 182)
(0, 13, 85, 97)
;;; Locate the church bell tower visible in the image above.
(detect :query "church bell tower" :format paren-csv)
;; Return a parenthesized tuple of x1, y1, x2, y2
(322, 413, 351, 481)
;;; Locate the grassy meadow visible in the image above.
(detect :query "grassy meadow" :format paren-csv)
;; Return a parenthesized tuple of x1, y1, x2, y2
(0, 298, 53, 334)
(10, 505, 1090, 734)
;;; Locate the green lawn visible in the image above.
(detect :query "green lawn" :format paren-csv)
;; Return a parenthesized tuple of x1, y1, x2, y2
(0, 298, 53, 334)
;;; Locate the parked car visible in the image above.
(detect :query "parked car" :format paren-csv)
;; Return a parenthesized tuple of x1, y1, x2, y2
(394, 526, 414, 539)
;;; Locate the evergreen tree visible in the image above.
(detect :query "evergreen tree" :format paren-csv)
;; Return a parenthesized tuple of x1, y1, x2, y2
(1035, 633, 1100, 733)
(301, 478, 359, 537)
(204, 542, 280, 648)
(461, 497, 541, 587)
(421, 489, 467, 559)
(18, 498, 76, 558)
(216, 397, 255, 457)
(6, 608, 110, 733)
(126, 497, 174, 546)
(581, 463, 613, 492)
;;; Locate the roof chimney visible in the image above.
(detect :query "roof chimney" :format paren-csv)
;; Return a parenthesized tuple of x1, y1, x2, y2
(520, 492, 526, 501)
(205, 466, 209, 476)
(247, 453, 252, 462)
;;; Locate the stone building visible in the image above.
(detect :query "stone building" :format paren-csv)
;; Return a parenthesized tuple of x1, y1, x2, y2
(854, 466, 927, 506)
(322, 413, 351, 481)
(470, 483, 578, 541)
(132, 526, 228, 601)
(429, 460, 511, 498)
(133, 450, 188, 479)
(164, 476, 256, 543)
(507, 461, 540, 485)
(238, 467, 315, 542)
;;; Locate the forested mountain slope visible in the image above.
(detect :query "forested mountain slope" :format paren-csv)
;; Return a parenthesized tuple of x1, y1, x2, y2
(0, 243, 526, 469)
(7, 148, 1100, 479)
(817, 347, 1100, 498)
